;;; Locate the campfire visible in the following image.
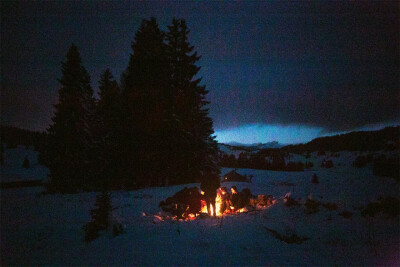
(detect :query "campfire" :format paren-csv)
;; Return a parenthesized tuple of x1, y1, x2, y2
(158, 186, 275, 221)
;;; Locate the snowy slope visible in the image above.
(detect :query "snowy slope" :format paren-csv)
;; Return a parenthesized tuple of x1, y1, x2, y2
(1, 146, 49, 183)
(1, 153, 399, 265)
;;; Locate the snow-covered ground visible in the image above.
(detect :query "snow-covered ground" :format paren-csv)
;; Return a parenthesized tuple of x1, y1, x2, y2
(1, 148, 399, 265)
(1, 146, 49, 183)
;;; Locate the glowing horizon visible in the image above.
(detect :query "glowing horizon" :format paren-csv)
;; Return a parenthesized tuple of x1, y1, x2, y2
(214, 122, 399, 145)
(214, 124, 324, 145)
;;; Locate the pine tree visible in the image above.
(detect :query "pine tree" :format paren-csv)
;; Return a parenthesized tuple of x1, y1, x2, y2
(95, 69, 121, 188)
(120, 18, 170, 187)
(45, 44, 95, 192)
(166, 18, 220, 184)
(84, 191, 111, 242)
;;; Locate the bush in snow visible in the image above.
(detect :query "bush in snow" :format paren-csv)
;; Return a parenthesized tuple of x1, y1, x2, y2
(112, 223, 123, 237)
(352, 154, 373, 168)
(321, 159, 334, 168)
(372, 155, 399, 180)
(361, 197, 400, 218)
(311, 173, 319, 184)
(304, 198, 321, 214)
(286, 161, 304, 171)
(304, 161, 314, 169)
(22, 155, 30, 168)
(91, 191, 111, 230)
(84, 191, 112, 242)
(339, 211, 353, 218)
(83, 221, 100, 242)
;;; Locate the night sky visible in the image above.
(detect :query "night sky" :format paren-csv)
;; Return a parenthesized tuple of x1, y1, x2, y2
(2, 1, 399, 144)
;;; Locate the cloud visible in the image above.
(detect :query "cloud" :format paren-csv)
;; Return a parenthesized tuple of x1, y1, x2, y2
(208, 60, 399, 133)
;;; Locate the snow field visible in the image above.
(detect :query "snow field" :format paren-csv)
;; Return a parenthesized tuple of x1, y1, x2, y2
(1, 146, 49, 183)
(1, 151, 399, 265)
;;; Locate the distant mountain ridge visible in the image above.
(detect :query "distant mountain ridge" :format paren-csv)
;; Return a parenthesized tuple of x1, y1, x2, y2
(221, 126, 399, 155)
(267, 126, 399, 153)
(226, 141, 283, 149)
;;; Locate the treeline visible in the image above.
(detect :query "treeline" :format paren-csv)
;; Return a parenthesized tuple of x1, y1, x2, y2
(353, 153, 399, 181)
(219, 152, 312, 172)
(0, 125, 46, 150)
(275, 126, 399, 154)
(39, 18, 219, 193)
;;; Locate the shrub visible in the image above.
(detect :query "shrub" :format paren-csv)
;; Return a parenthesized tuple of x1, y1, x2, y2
(361, 197, 400, 217)
(353, 154, 373, 168)
(305, 198, 320, 214)
(83, 191, 112, 242)
(113, 223, 124, 237)
(286, 161, 304, 171)
(91, 191, 111, 230)
(322, 202, 338, 211)
(22, 155, 30, 168)
(84, 221, 99, 242)
(339, 211, 353, 218)
(373, 155, 399, 180)
(311, 173, 319, 184)
(305, 161, 314, 169)
(321, 160, 334, 168)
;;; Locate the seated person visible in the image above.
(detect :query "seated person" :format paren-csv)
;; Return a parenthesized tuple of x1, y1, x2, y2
(230, 186, 252, 211)
(219, 187, 231, 214)
(230, 186, 240, 211)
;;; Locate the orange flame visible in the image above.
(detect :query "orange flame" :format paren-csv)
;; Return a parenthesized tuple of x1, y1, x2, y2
(200, 190, 223, 216)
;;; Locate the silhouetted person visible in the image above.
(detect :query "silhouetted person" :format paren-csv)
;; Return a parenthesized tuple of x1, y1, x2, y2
(230, 185, 239, 211)
(219, 187, 230, 214)
(200, 175, 220, 217)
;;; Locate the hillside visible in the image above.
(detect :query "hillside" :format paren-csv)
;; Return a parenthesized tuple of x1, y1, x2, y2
(264, 126, 399, 154)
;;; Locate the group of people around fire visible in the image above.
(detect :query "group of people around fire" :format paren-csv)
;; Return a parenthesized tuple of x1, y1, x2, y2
(200, 176, 251, 217)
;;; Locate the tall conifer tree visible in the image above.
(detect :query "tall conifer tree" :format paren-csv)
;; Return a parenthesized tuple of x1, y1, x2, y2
(166, 18, 220, 184)
(45, 44, 95, 192)
(95, 69, 121, 188)
(120, 18, 170, 186)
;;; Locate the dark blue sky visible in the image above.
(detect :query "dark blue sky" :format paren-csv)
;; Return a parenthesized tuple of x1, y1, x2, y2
(2, 1, 399, 144)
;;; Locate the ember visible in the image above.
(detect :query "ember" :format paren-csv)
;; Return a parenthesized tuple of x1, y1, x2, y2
(159, 186, 275, 220)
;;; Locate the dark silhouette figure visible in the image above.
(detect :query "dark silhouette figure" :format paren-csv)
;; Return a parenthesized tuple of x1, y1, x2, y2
(200, 176, 220, 216)
(219, 187, 230, 214)
(230, 185, 240, 211)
